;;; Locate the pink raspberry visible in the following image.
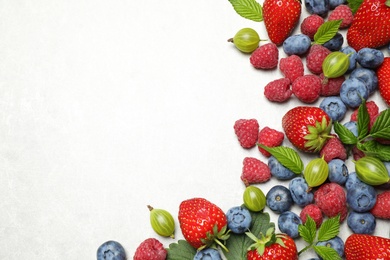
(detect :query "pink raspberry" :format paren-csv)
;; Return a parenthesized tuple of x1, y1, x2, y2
(300, 14, 324, 40)
(306, 44, 331, 74)
(241, 157, 271, 185)
(257, 126, 284, 157)
(314, 183, 347, 221)
(292, 75, 322, 103)
(328, 5, 354, 29)
(133, 238, 167, 260)
(250, 43, 279, 69)
(319, 73, 345, 96)
(264, 78, 292, 102)
(300, 204, 323, 228)
(319, 134, 347, 162)
(352, 145, 365, 161)
(279, 55, 304, 83)
(371, 190, 390, 219)
(234, 119, 260, 149)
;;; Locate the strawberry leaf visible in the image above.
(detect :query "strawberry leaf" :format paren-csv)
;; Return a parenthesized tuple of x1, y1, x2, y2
(166, 240, 196, 260)
(298, 216, 317, 245)
(358, 141, 390, 161)
(370, 108, 390, 139)
(314, 245, 343, 260)
(357, 99, 370, 140)
(333, 121, 358, 145)
(317, 215, 340, 242)
(228, 0, 263, 22)
(347, 0, 363, 13)
(313, 20, 342, 45)
(257, 145, 304, 174)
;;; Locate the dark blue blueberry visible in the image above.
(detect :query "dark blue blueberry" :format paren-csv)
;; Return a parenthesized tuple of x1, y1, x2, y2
(268, 156, 296, 180)
(345, 172, 364, 191)
(289, 177, 314, 207)
(266, 185, 294, 214)
(316, 236, 344, 258)
(226, 206, 252, 234)
(349, 68, 378, 94)
(341, 46, 358, 72)
(357, 48, 385, 69)
(97, 240, 126, 260)
(319, 96, 347, 122)
(347, 182, 377, 212)
(328, 159, 349, 185)
(340, 78, 369, 108)
(278, 211, 302, 238)
(194, 248, 222, 260)
(323, 33, 344, 51)
(343, 121, 358, 137)
(329, 0, 346, 9)
(283, 34, 312, 56)
(347, 211, 376, 234)
(305, 0, 330, 17)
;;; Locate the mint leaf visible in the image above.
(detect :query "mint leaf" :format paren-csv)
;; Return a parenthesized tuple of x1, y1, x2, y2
(166, 240, 196, 260)
(333, 121, 358, 145)
(298, 216, 317, 244)
(357, 99, 370, 140)
(370, 108, 390, 139)
(314, 245, 343, 260)
(228, 0, 263, 22)
(313, 20, 342, 45)
(257, 145, 303, 174)
(317, 215, 340, 242)
(358, 141, 390, 161)
(347, 0, 363, 13)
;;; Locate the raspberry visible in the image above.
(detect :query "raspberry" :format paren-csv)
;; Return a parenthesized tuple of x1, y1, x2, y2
(306, 44, 331, 74)
(350, 100, 379, 127)
(300, 14, 324, 40)
(292, 75, 322, 103)
(133, 238, 167, 260)
(319, 73, 345, 96)
(300, 204, 323, 228)
(279, 55, 304, 83)
(250, 43, 279, 69)
(371, 190, 390, 219)
(234, 119, 260, 148)
(328, 5, 353, 29)
(257, 126, 284, 157)
(319, 134, 347, 162)
(314, 183, 347, 221)
(352, 145, 365, 161)
(241, 157, 271, 185)
(264, 78, 292, 102)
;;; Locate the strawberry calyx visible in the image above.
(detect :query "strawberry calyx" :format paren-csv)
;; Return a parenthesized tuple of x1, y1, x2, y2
(303, 116, 333, 152)
(246, 227, 287, 255)
(199, 224, 230, 252)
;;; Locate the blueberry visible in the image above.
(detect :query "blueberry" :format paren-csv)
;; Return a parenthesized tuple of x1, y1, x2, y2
(319, 96, 347, 122)
(283, 34, 312, 56)
(266, 185, 294, 214)
(316, 236, 344, 258)
(268, 156, 296, 180)
(345, 172, 364, 191)
(289, 177, 314, 207)
(323, 32, 344, 51)
(347, 211, 376, 234)
(329, 0, 346, 9)
(340, 78, 369, 108)
(328, 159, 348, 185)
(349, 68, 378, 94)
(97, 240, 126, 260)
(341, 46, 358, 72)
(278, 211, 302, 238)
(347, 182, 377, 212)
(305, 0, 330, 17)
(377, 162, 390, 189)
(194, 248, 222, 260)
(357, 48, 385, 69)
(343, 121, 358, 137)
(226, 206, 252, 234)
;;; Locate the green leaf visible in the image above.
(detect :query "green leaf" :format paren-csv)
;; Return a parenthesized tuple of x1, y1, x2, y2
(314, 245, 343, 260)
(370, 109, 390, 139)
(347, 0, 363, 13)
(358, 141, 390, 161)
(257, 145, 304, 174)
(298, 216, 317, 244)
(357, 99, 370, 140)
(166, 240, 197, 260)
(317, 215, 340, 242)
(333, 121, 358, 145)
(313, 20, 342, 45)
(228, 0, 263, 22)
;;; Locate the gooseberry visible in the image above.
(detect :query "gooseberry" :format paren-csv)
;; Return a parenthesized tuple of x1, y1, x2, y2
(228, 28, 260, 53)
(354, 156, 390, 186)
(243, 186, 266, 212)
(322, 51, 350, 79)
(148, 205, 175, 238)
(304, 157, 328, 188)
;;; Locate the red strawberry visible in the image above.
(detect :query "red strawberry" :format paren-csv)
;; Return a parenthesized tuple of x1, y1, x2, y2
(263, 0, 302, 46)
(282, 106, 332, 153)
(345, 234, 390, 260)
(246, 229, 298, 260)
(378, 57, 390, 106)
(178, 198, 229, 250)
(346, 0, 390, 51)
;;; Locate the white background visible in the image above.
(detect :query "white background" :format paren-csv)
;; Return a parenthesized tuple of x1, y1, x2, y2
(0, 0, 389, 259)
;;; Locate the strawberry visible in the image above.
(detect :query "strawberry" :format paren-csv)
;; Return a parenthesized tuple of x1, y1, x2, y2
(282, 106, 332, 153)
(263, 0, 302, 46)
(378, 57, 390, 106)
(346, 0, 390, 51)
(344, 234, 390, 259)
(246, 228, 298, 260)
(178, 198, 229, 250)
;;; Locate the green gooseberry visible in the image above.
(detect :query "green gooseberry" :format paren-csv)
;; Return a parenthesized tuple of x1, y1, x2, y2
(243, 186, 266, 212)
(354, 156, 390, 186)
(228, 28, 260, 53)
(148, 205, 175, 238)
(322, 51, 350, 79)
(304, 157, 329, 188)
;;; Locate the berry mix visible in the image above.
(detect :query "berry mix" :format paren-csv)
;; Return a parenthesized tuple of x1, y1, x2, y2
(98, 0, 390, 259)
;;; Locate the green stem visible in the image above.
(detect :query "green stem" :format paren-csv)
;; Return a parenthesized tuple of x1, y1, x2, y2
(298, 244, 313, 255)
